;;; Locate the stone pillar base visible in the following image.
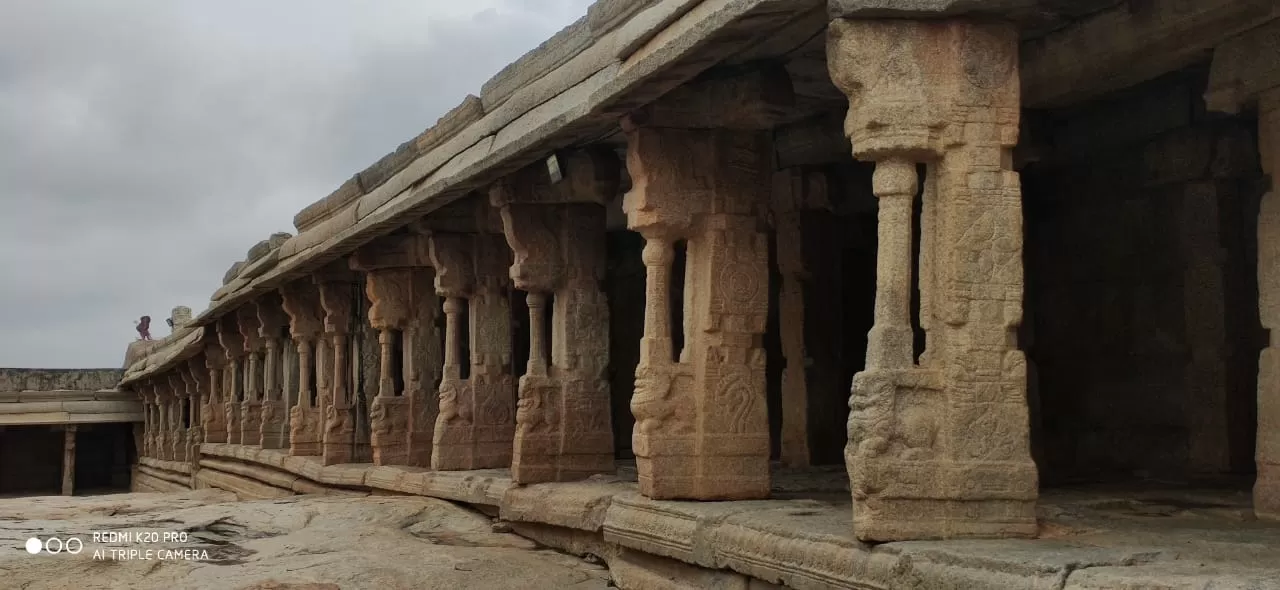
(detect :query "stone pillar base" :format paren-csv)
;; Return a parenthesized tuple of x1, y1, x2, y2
(322, 405, 355, 466)
(225, 402, 242, 445)
(847, 369, 1038, 541)
(371, 396, 410, 466)
(260, 400, 286, 450)
(513, 436, 615, 484)
(635, 437, 770, 501)
(241, 402, 262, 447)
(289, 405, 322, 456)
(432, 430, 516, 471)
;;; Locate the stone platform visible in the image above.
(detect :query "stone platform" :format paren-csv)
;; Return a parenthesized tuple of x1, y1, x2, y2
(180, 443, 1280, 589)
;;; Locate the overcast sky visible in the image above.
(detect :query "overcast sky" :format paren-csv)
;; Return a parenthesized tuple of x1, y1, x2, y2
(0, 0, 593, 369)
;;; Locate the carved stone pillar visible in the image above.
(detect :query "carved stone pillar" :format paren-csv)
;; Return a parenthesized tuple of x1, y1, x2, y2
(182, 362, 203, 463)
(429, 230, 516, 470)
(218, 315, 245, 445)
(771, 168, 833, 467)
(365, 268, 413, 466)
(622, 126, 773, 501)
(203, 346, 228, 444)
(493, 149, 618, 483)
(257, 293, 289, 450)
(350, 234, 439, 467)
(317, 269, 358, 465)
(1257, 90, 1280, 518)
(169, 373, 188, 463)
(140, 388, 153, 457)
(282, 281, 325, 456)
(829, 19, 1037, 540)
(237, 304, 265, 446)
(1206, 23, 1280, 521)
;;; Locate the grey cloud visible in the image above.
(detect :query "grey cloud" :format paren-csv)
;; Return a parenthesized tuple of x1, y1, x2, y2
(0, 0, 593, 368)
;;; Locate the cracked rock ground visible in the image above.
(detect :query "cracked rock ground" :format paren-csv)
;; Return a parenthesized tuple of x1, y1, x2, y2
(0, 491, 611, 590)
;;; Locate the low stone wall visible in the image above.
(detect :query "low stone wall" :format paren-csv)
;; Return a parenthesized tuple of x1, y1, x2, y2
(184, 444, 1181, 590)
(0, 369, 122, 393)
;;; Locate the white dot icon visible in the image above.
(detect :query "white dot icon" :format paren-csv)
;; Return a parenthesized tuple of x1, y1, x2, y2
(25, 538, 41, 555)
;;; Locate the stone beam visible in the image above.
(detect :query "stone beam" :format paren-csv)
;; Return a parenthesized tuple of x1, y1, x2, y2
(1022, 0, 1279, 108)
(828, 0, 1034, 18)
(349, 234, 433, 271)
(624, 64, 795, 130)
(1206, 18, 1280, 113)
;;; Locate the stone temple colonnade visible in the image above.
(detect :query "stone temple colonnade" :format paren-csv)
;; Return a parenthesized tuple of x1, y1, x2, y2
(120, 0, 1280, 558)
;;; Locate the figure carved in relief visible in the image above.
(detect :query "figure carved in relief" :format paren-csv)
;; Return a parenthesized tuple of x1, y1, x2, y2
(370, 399, 391, 438)
(325, 404, 349, 436)
(515, 380, 558, 434)
(631, 369, 677, 435)
(438, 382, 467, 424)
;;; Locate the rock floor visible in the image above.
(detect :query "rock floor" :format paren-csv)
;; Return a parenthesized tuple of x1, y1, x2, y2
(0, 490, 612, 590)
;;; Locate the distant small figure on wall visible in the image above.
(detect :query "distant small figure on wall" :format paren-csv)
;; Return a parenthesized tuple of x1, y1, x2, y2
(135, 315, 153, 341)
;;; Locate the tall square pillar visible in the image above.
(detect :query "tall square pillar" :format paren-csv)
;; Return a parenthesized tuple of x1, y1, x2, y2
(829, 18, 1038, 541)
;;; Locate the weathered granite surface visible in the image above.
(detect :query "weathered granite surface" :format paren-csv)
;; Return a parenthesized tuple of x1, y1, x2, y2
(0, 368, 122, 393)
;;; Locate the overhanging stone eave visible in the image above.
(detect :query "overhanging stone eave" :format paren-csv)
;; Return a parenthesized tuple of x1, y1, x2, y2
(187, 0, 821, 332)
(118, 326, 206, 388)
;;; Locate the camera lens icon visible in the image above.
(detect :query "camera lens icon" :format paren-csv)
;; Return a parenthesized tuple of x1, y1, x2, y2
(24, 536, 82, 555)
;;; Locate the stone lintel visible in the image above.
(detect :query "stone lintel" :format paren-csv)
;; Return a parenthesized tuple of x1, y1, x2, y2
(349, 234, 432, 272)
(408, 196, 496, 235)
(1206, 18, 1280, 113)
(828, 0, 1035, 18)
(774, 113, 850, 169)
(623, 64, 795, 131)
(1022, 0, 1278, 108)
(490, 148, 621, 207)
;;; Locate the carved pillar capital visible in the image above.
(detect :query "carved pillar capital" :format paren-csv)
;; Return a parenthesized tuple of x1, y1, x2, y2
(237, 304, 265, 354)
(364, 268, 414, 331)
(428, 233, 476, 298)
(827, 19, 1020, 162)
(280, 281, 325, 342)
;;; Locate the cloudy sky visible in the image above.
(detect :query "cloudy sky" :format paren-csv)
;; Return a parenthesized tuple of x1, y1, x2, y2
(0, 0, 593, 368)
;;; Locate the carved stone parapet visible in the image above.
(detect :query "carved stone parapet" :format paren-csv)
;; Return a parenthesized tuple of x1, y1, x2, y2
(829, 18, 1036, 541)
